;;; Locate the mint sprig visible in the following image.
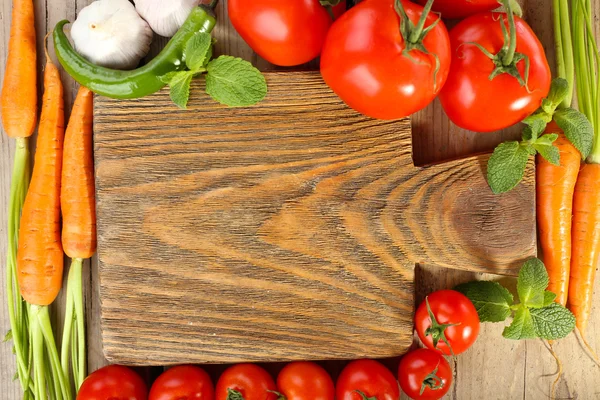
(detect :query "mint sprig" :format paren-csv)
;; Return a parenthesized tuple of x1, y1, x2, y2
(487, 78, 595, 194)
(455, 257, 576, 341)
(160, 32, 268, 109)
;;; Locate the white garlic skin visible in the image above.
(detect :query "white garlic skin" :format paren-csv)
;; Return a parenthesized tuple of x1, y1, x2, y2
(71, 0, 154, 70)
(134, 0, 200, 38)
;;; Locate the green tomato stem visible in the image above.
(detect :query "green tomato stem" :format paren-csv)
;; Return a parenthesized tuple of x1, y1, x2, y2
(409, 0, 435, 44)
(501, 0, 518, 66)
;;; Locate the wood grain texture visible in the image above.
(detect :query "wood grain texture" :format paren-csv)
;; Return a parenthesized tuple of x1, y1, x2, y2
(94, 71, 535, 364)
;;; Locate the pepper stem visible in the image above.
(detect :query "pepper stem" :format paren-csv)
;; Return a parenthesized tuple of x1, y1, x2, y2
(501, 0, 518, 66)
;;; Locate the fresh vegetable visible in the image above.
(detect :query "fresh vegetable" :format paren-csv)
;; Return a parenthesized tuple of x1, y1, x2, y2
(60, 86, 96, 391)
(416, 0, 502, 19)
(439, 0, 551, 132)
(336, 359, 400, 400)
(456, 258, 576, 341)
(568, 0, 600, 336)
(135, 0, 200, 37)
(228, 0, 346, 67)
(149, 365, 214, 400)
(415, 290, 480, 356)
(398, 349, 452, 400)
(276, 361, 334, 400)
(537, 123, 580, 306)
(486, 78, 593, 194)
(159, 32, 267, 109)
(18, 46, 72, 400)
(53, 4, 218, 99)
(70, 0, 153, 69)
(215, 364, 277, 400)
(320, 0, 451, 120)
(77, 365, 148, 400)
(1, 0, 36, 395)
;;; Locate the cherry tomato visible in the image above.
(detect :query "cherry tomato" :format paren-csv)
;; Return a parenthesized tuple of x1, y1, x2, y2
(336, 359, 400, 400)
(149, 365, 214, 400)
(228, 0, 346, 67)
(415, 290, 480, 356)
(398, 349, 452, 400)
(215, 364, 277, 400)
(77, 365, 148, 400)
(320, 0, 451, 120)
(439, 12, 551, 132)
(416, 0, 500, 19)
(276, 362, 334, 400)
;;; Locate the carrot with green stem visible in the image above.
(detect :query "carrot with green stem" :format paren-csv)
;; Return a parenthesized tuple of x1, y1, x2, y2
(60, 86, 96, 391)
(569, 0, 600, 342)
(17, 43, 72, 400)
(1, 0, 38, 396)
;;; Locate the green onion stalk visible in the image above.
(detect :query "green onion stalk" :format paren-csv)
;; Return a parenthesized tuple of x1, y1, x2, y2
(5, 137, 34, 398)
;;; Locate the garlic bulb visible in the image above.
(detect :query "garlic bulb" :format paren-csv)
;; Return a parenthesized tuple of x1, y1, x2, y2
(71, 0, 153, 70)
(135, 0, 200, 38)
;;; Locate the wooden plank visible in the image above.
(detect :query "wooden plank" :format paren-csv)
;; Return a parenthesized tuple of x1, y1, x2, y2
(93, 71, 535, 364)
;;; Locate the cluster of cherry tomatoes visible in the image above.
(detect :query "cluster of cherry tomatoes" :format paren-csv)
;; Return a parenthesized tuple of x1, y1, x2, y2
(76, 290, 480, 400)
(228, 0, 551, 132)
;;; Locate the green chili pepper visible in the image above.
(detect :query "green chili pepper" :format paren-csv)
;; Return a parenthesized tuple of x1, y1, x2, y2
(53, 5, 217, 100)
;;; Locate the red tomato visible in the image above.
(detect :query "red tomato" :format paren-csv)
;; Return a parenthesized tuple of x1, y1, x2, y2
(398, 349, 452, 400)
(215, 364, 277, 400)
(439, 12, 551, 132)
(77, 365, 148, 400)
(228, 0, 346, 67)
(149, 365, 214, 400)
(415, 290, 480, 356)
(416, 0, 499, 19)
(320, 0, 451, 120)
(276, 362, 334, 400)
(336, 359, 400, 400)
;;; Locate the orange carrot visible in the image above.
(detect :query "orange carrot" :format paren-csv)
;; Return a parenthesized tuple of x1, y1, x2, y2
(60, 86, 96, 390)
(0, 0, 37, 138)
(17, 52, 64, 307)
(537, 123, 581, 306)
(61, 86, 96, 259)
(569, 163, 600, 333)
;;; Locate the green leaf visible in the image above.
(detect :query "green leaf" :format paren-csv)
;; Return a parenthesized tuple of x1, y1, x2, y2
(168, 71, 194, 110)
(533, 134, 560, 165)
(206, 56, 268, 107)
(522, 113, 548, 141)
(3, 330, 12, 342)
(487, 141, 532, 194)
(517, 258, 549, 308)
(185, 32, 213, 70)
(503, 306, 537, 340)
(530, 303, 576, 340)
(545, 78, 570, 111)
(554, 108, 594, 158)
(159, 71, 178, 84)
(543, 291, 557, 307)
(455, 281, 514, 322)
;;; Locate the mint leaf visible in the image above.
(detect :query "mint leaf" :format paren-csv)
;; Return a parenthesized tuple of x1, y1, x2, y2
(168, 71, 194, 110)
(543, 291, 557, 307)
(522, 114, 548, 141)
(206, 56, 267, 107)
(531, 303, 576, 340)
(554, 108, 594, 158)
(487, 141, 532, 194)
(545, 78, 570, 111)
(185, 32, 213, 70)
(160, 71, 178, 84)
(517, 258, 549, 308)
(503, 306, 537, 340)
(533, 134, 560, 165)
(455, 281, 513, 322)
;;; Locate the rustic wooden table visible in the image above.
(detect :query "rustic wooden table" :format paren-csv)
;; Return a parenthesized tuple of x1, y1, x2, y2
(1, 0, 599, 399)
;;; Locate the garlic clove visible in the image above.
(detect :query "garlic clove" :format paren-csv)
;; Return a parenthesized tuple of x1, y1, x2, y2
(134, 0, 200, 38)
(71, 0, 154, 70)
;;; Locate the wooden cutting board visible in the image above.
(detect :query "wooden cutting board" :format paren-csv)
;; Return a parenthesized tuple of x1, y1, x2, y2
(94, 71, 536, 365)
